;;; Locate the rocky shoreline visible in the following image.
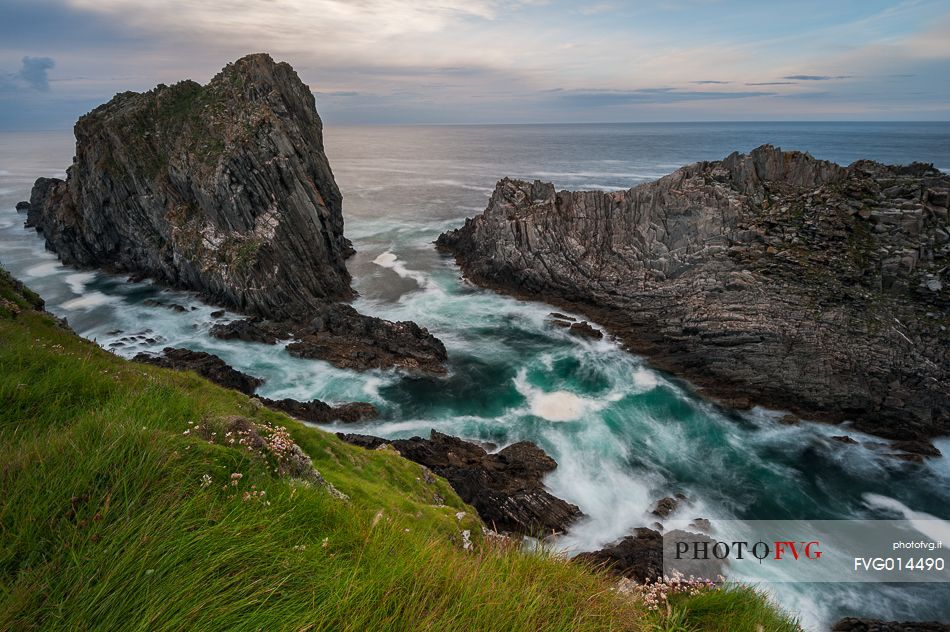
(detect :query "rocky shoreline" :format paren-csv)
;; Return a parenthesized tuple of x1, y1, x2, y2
(438, 146, 950, 454)
(208, 303, 446, 373)
(22, 53, 445, 374)
(338, 430, 582, 536)
(133, 346, 378, 425)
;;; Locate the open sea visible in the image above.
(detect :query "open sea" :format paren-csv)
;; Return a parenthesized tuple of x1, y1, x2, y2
(2, 122, 949, 630)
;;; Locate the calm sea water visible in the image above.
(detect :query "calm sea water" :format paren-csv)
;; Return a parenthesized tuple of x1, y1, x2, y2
(2, 122, 949, 629)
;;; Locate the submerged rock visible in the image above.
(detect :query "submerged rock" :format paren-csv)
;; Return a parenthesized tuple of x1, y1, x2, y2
(438, 145, 950, 448)
(831, 435, 860, 445)
(568, 321, 603, 340)
(651, 493, 687, 519)
(143, 299, 187, 312)
(26, 53, 445, 373)
(337, 430, 582, 535)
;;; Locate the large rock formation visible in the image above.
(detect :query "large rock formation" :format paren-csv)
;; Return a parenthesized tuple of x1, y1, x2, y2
(26, 53, 445, 372)
(438, 146, 950, 450)
(338, 430, 582, 535)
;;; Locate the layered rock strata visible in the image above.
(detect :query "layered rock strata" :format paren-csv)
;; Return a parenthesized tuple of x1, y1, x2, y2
(26, 53, 444, 372)
(438, 146, 950, 451)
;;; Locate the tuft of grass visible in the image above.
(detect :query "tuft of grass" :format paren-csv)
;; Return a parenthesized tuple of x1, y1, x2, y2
(651, 584, 802, 632)
(0, 270, 801, 631)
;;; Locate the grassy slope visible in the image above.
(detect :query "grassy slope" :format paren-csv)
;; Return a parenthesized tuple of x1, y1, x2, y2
(0, 269, 799, 631)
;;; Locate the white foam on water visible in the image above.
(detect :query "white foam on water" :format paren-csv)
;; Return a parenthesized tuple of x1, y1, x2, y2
(512, 369, 602, 422)
(372, 250, 438, 293)
(531, 390, 586, 421)
(65, 271, 96, 294)
(631, 366, 659, 391)
(24, 261, 62, 277)
(60, 291, 114, 310)
(863, 493, 950, 544)
(373, 251, 397, 267)
(427, 179, 493, 192)
(544, 428, 660, 553)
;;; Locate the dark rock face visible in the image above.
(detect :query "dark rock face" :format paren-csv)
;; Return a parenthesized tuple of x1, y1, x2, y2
(575, 527, 722, 582)
(258, 397, 377, 424)
(831, 435, 860, 445)
(210, 302, 447, 373)
(282, 303, 447, 373)
(575, 527, 664, 582)
(26, 53, 446, 374)
(211, 317, 293, 344)
(568, 321, 603, 340)
(134, 347, 263, 394)
(133, 346, 377, 423)
(15, 201, 29, 212)
(28, 53, 352, 320)
(438, 146, 950, 447)
(832, 618, 950, 631)
(337, 430, 582, 535)
(651, 493, 687, 519)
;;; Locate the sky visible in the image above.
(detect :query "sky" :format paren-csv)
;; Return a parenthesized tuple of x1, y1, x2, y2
(1, 0, 949, 128)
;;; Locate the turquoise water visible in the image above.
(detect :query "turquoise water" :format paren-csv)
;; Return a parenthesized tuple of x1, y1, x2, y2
(2, 123, 949, 629)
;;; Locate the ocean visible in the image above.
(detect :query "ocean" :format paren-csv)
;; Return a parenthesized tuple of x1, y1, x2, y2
(2, 122, 949, 629)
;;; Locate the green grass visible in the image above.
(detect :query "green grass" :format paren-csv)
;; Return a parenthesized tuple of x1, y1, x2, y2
(657, 585, 801, 632)
(0, 270, 800, 631)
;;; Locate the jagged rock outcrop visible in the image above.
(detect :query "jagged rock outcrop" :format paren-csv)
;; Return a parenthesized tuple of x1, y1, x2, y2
(438, 146, 950, 451)
(26, 53, 445, 373)
(258, 397, 377, 424)
(133, 347, 378, 423)
(575, 527, 721, 582)
(134, 347, 263, 394)
(337, 430, 582, 535)
(211, 302, 447, 373)
(575, 527, 664, 582)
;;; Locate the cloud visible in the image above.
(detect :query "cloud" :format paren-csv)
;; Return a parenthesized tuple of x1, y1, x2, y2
(315, 90, 361, 97)
(553, 87, 774, 106)
(783, 74, 851, 81)
(1, 0, 948, 126)
(579, 2, 616, 15)
(16, 56, 56, 91)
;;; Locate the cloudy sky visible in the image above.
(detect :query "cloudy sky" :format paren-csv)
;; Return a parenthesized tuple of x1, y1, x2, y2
(2, 0, 949, 128)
